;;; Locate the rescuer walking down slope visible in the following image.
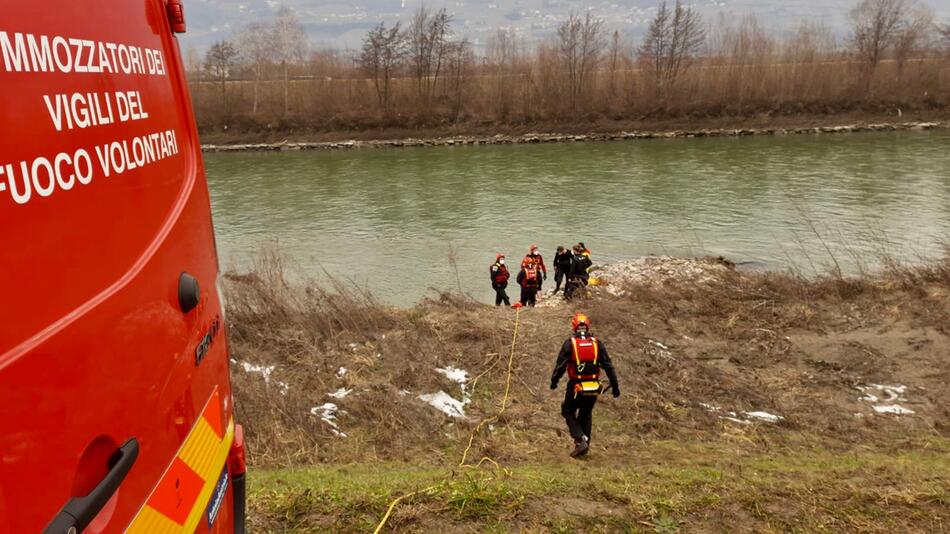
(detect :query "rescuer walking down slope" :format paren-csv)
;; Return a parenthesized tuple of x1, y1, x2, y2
(490, 254, 511, 306)
(550, 313, 620, 458)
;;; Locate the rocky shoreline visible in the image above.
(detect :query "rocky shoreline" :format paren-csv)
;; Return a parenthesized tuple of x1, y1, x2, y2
(201, 120, 949, 152)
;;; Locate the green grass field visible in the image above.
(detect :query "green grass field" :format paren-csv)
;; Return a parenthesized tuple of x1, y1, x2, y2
(248, 436, 950, 533)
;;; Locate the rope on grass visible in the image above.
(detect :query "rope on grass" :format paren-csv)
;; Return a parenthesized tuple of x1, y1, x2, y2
(373, 305, 523, 533)
(371, 483, 442, 534)
(458, 304, 521, 467)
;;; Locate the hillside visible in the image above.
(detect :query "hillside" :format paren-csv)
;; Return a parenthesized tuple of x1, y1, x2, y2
(225, 252, 950, 532)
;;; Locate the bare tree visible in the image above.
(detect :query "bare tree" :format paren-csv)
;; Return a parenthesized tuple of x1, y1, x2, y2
(556, 11, 606, 114)
(940, 21, 950, 48)
(893, 5, 934, 76)
(272, 5, 308, 115)
(204, 40, 238, 104)
(408, 6, 453, 104)
(486, 29, 523, 119)
(237, 22, 276, 114)
(640, 0, 706, 98)
(849, 0, 914, 75)
(446, 38, 473, 122)
(359, 22, 407, 112)
(607, 30, 623, 99)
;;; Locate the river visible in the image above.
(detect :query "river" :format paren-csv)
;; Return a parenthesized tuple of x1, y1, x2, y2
(205, 130, 950, 305)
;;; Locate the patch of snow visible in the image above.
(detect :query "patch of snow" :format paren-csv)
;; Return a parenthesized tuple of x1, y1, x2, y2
(310, 403, 347, 437)
(857, 384, 914, 415)
(241, 362, 274, 380)
(744, 411, 783, 423)
(398, 389, 411, 396)
(703, 402, 783, 423)
(873, 404, 915, 415)
(418, 391, 468, 419)
(336, 367, 348, 378)
(328, 388, 352, 399)
(435, 366, 469, 384)
(240, 361, 289, 395)
(647, 339, 674, 360)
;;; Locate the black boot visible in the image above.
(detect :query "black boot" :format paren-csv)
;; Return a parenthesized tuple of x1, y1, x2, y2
(570, 436, 589, 458)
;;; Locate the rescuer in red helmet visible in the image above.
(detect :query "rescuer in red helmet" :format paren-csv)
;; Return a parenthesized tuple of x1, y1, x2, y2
(521, 245, 547, 291)
(550, 313, 620, 458)
(490, 253, 511, 306)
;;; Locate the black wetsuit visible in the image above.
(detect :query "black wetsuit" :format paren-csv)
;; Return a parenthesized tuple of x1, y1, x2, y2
(550, 333, 620, 442)
(553, 250, 573, 293)
(564, 253, 592, 300)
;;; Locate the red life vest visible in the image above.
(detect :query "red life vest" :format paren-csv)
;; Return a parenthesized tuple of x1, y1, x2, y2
(567, 336, 600, 381)
(523, 265, 539, 287)
(491, 262, 509, 284)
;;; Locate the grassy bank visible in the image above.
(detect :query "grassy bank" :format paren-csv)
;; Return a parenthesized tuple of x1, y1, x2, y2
(249, 437, 950, 532)
(226, 250, 950, 531)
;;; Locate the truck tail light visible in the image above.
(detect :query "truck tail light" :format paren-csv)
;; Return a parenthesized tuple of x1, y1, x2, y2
(228, 424, 247, 476)
(166, 0, 186, 33)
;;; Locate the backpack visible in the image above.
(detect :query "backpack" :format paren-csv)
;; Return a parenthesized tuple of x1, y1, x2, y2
(568, 336, 602, 397)
(523, 265, 539, 287)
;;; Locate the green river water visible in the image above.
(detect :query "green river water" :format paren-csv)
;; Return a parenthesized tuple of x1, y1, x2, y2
(205, 131, 950, 305)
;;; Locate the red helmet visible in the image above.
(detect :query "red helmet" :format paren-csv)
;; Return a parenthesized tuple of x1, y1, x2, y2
(496, 253, 505, 261)
(571, 313, 590, 332)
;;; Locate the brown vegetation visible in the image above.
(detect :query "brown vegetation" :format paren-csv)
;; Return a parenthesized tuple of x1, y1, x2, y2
(187, 2, 950, 142)
(226, 247, 950, 467)
(230, 248, 950, 531)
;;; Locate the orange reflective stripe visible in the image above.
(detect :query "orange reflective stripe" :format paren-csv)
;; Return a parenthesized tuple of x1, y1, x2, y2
(592, 337, 599, 366)
(126, 387, 235, 534)
(146, 457, 204, 525)
(570, 337, 580, 367)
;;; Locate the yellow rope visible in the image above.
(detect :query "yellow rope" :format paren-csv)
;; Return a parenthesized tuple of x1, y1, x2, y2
(374, 306, 522, 533)
(458, 305, 521, 467)
(371, 484, 441, 534)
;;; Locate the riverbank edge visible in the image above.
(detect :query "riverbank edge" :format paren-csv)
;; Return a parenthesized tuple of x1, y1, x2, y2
(200, 120, 950, 152)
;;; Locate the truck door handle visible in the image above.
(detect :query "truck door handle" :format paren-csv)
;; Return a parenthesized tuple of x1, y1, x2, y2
(44, 438, 139, 534)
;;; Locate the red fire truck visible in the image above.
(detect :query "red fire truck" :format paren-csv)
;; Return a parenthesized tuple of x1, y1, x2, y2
(0, 1, 246, 532)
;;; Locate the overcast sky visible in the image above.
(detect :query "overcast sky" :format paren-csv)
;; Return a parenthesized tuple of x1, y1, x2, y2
(179, 0, 950, 51)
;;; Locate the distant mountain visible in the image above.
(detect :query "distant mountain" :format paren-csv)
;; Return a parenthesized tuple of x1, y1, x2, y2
(179, 0, 950, 51)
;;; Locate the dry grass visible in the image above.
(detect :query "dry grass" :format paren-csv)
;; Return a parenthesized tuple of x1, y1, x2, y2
(190, 17, 950, 138)
(225, 247, 950, 470)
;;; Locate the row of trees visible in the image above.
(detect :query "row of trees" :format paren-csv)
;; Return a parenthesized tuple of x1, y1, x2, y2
(189, 0, 950, 132)
(359, 7, 472, 115)
(201, 6, 307, 113)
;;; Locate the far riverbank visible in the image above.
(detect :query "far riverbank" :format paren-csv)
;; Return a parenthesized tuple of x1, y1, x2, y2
(199, 110, 950, 152)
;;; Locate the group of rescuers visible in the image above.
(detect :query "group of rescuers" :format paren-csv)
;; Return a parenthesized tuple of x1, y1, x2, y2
(491, 245, 620, 458)
(489, 243, 592, 307)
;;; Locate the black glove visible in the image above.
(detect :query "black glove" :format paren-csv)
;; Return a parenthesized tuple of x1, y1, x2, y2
(550, 382, 558, 390)
(612, 387, 621, 398)
(543, 273, 548, 280)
